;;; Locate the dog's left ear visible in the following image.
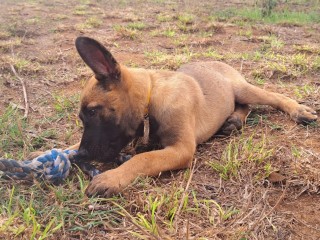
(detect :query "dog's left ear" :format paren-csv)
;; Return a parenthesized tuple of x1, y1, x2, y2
(75, 36, 120, 83)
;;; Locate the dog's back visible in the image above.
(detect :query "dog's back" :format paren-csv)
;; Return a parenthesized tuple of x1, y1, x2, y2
(178, 61, 237, 143)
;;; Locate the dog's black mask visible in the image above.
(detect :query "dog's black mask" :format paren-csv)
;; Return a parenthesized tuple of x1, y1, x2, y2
(75, 107, 131, 163)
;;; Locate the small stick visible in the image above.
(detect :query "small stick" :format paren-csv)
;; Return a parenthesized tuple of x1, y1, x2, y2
(175, 158, 198, 221)
(10, 64, 29, 119)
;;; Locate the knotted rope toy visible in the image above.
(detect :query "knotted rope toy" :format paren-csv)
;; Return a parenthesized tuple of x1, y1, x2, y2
(0, 149, 101, 184)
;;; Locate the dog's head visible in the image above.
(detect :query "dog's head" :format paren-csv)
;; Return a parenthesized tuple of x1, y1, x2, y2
(74, 37, 144, 162)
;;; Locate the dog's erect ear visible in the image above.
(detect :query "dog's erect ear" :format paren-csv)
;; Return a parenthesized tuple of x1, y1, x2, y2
(75, 36, 120, 83)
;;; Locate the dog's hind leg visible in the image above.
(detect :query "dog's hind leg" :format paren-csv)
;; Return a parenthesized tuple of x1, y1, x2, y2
(220, 103, 250, 135)
(233, 83, 317, 124)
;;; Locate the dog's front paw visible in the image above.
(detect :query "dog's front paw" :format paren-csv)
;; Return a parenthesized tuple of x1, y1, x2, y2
(291, 105, 317, 124)
(85, 169, 129, 197)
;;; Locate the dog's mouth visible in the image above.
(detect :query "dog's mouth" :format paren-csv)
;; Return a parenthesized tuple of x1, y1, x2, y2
(75, 141, 125, 163)
(75, 127, 131, 164)
(76, 109, 136, 164)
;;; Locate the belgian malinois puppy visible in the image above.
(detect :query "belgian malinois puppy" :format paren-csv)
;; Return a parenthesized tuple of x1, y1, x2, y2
(69, 36, 317, 197)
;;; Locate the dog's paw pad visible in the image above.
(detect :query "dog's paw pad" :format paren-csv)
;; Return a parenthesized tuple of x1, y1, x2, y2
(85, 184, 117, 198)
(220, 116, 243, 135)
(291, 105, 317, 124)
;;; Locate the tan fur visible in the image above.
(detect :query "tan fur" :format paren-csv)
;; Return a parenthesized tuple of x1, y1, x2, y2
(82, 61, 317, 196)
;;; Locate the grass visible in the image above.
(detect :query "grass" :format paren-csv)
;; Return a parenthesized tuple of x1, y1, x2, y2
(4, 189, 63, 239)
(238, 28, 253, 39)
(73, 5, 87, 15)
(172, 34, 188, 46)
(144, 49, 194, 69)
(254, 76, 266, 86)
(52, 93, 79, 117)
(84, 17, 102, 28)
(4, 56, 43, 75)
(212, 7, 320, 25)
(162, 27, 176, 37)
(0, 174, 240, 238)
(0, 30, 11, 40)
(178, 13, 195, 25)
(202, 48, 224, 60)
(0, 106, 26, 158)
(0, 176, 123, 239)
(156, 13, 173, 23)
(112, 21, 147, 39)
(113, 24, 138, 39)
(244, 48, 318, 80)
(31, 129, 59, 149)
(52, 14, 68, 21)
(0, 92, 79, 157)
(127, 21, 146, 30)
(75, 17, 102, 31)
(312, 56, 320, 71)
(293, 84, 315, 99)
(208, 132, 274, 180)
(294, 44, 320, 55)
(26, 17, 41, 25)
(0, 38, 22, 53)
(269, 35, 284, 50)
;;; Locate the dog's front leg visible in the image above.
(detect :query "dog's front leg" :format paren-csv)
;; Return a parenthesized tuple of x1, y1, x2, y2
(85, 142, 195, 197)
(66, 142, 80, 151)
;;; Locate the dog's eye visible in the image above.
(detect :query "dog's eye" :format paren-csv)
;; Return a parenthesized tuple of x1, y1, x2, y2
(88, 109, 96, 117)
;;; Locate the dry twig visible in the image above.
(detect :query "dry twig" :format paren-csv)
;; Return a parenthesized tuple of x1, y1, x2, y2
(10, 64, 29, 118)
(175, 158, 198, 221)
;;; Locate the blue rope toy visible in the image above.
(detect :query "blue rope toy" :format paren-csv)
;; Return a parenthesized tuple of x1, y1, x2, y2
(0, 149, 101, 184)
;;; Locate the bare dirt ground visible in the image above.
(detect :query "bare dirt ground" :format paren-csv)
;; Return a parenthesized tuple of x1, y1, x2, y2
(0, 0, 319, 239)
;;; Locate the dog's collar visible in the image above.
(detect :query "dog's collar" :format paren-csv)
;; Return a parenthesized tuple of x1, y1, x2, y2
(142, 81, 152, 145)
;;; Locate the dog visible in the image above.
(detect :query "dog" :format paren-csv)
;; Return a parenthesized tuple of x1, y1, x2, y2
(64, 36, 317, 197)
